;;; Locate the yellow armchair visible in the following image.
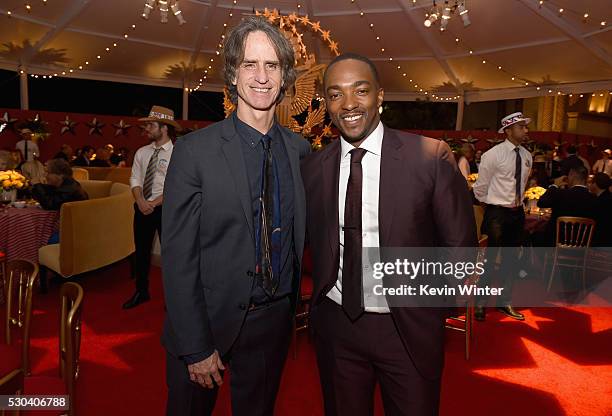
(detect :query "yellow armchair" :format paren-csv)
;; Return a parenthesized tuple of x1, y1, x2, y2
(38, 180, 135, 286)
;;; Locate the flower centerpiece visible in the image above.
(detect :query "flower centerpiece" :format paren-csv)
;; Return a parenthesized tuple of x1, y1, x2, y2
(524, 186, 546, 213)
(0, 170, 28, 204)
(467, 173, 479, 182)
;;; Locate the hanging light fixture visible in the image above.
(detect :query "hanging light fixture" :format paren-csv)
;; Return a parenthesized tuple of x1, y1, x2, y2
(141, 0, 186, 25)
(423, 1, 471, 29)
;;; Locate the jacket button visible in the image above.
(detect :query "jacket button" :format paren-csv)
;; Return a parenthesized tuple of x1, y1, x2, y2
(239, 303, 248, 310)
(246, 271, 254, 277)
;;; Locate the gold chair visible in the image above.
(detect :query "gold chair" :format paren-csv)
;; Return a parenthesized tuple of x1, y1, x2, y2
(445, 235, 488, 360)
(0, 251, 6, 305)
(24, 282, 83, 416)
(547, 216, 596, 293)
(71, 168, 89, 181)
(0, 369, 23, 416)
(292, 248, 313, 359)
(1, 260, 38, 378)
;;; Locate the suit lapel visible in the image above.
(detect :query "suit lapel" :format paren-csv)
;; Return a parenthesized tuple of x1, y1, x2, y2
(379, 128, 403, 247)
(220, 117, 254, 240)
(322, 141, 341, 256)
(279, 128, 306, 256)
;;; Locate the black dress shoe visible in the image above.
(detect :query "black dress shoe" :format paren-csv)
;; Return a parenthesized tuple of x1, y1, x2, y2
(474, 306, 486, 321)
(122, 291, 150, 309)
(496, 306, 525, 320)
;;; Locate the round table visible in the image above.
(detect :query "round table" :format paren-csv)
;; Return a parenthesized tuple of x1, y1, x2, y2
(0, 206, 59, 263)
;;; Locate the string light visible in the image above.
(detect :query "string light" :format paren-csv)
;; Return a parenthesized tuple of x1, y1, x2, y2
(349, 0, 424, 96)
(193, 1, 240, 91)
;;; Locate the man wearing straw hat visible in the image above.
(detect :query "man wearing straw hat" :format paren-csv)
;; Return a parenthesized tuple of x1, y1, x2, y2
(473, 112, 533, 321)
(123, 105, 181, 309)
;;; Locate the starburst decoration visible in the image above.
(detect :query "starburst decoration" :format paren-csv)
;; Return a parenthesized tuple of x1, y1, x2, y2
(113, 120, 132, 136)
(0, 112, 18, 133)
(59, 115, 78, 135)
(87, 118, 105, 136)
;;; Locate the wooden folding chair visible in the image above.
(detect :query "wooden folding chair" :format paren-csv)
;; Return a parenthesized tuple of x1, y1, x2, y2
(547, 216, 596, 293)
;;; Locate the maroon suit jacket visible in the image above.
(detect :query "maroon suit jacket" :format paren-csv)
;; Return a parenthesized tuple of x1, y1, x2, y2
(301, 127, 477, 380)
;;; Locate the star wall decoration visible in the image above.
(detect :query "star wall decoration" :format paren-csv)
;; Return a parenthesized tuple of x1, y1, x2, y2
(87, 118, 105, 136)
(113, 120, 132, 136)
(59, 115, 78, 135)
(0, 111, 18, 133)
(486, 138, 504, 146)
(461, 135, 479, 145)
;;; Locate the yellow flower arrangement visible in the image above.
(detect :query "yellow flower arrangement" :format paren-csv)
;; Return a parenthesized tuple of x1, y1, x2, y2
(0, 170, 28, 191)
(524, 186, 546, 200)
(467, 173, 479, 182)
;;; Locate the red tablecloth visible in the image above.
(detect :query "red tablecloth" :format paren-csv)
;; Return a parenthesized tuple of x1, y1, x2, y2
(0, 207, 59, 263)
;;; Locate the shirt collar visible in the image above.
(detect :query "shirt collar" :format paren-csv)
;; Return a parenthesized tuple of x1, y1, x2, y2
(502, 139, 524, 153)
(340, 121, 384, 159)
(233, 111, 279, 148)
(151, 140, 173, 151)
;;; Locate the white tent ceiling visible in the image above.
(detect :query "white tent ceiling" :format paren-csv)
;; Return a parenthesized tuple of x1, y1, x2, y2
(1, 0, 611, 103)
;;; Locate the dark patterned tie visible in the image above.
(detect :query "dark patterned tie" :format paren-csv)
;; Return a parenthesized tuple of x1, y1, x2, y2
(342, 148, 367, 320)
(514, 147, 522, 206)
(256, 135, 281, 296)
(142, 148, 161, 200)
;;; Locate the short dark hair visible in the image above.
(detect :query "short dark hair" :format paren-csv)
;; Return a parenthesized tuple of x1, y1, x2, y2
(82, 145, 95, 154)
(223, 16, 296, 105)
(47, 158, 73, 178)
(323, 53, 380, 88)
(594, 172, 612, 189)
(569, 165, 588, 181)
(567, 145, 577, 154)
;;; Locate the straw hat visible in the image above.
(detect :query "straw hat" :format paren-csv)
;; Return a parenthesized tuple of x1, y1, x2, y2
(139, 105, 182, 130)
(498, 112, 532, 134)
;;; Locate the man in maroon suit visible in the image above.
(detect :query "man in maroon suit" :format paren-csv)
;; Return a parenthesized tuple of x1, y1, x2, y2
(301, 53, 476, 415)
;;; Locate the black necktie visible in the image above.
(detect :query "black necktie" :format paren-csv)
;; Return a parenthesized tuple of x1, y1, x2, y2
(514, 147, 522, 206)
(342, 148, 367, 320)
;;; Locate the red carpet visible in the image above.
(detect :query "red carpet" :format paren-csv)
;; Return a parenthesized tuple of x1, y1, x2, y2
(16, 260, 612, 415)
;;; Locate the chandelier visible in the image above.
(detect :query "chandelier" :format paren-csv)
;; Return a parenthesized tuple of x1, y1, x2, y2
(424, 1, 470, 30)
(141, 0, 186, 25)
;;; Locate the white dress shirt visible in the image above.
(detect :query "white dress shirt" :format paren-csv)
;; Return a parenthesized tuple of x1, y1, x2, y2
(15, 140, 39, 162)
(593, 158, 612, 176)
(129, 141, 174, 201)
(327, 121, 389, 313)
(473, 139, 532, 207)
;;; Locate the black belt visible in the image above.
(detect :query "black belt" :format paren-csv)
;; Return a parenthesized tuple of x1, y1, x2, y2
(489, 204, 523, 212)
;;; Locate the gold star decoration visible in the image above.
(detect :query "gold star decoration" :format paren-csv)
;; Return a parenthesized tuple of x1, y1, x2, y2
(311, 21, 321, 32)
(461, 135, 479, 145)
(288, 12, 298, 22)
(321, 30, 331, 41)
(59, 115, 78, 135)
(298, 15, 310, 25)
(329, 41, 339, 55)
(87, 117, 105, 136)
(321, 124, 333, 137)
(113, 119, 132, 136)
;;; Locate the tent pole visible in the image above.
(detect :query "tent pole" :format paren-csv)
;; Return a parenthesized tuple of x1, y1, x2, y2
(19, 66, 29, 110)
(455, 95, 464, 131)
(182, 83, 189, 120)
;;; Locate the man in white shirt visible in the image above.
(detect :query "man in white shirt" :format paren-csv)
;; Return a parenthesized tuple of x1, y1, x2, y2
(592, 148, 612, 176)
(15, 127, 40, 163)
(123, 105, 179, 309)
(473, 112, 533, 321)
(302, 53, 475, 416)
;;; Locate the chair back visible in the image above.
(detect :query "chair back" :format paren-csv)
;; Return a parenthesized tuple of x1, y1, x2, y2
(556, 216, 596, 248)
(0, 369, 23, 396)
(72, 168, 89, 181)
(4, 260, 38, 375)
(59, 282, 83, 413)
